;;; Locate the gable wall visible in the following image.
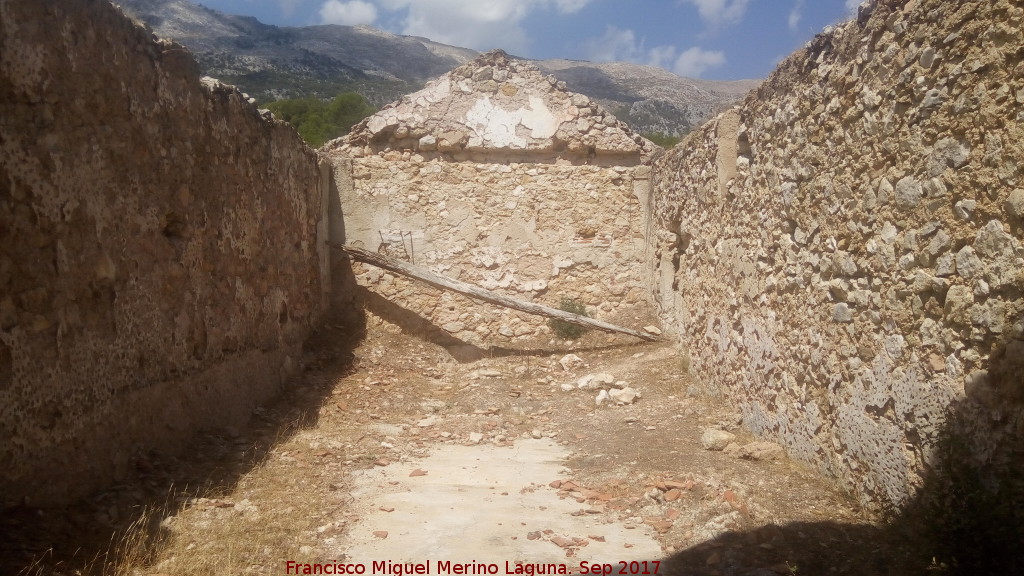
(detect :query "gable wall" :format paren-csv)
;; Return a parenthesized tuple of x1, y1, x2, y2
(328, 153, 655, 345)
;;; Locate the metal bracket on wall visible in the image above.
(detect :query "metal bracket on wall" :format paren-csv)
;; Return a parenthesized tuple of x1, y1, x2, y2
(377, 230, 415, 264)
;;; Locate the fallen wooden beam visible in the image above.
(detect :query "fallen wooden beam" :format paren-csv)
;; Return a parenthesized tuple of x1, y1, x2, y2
(332, 243, 660, 342)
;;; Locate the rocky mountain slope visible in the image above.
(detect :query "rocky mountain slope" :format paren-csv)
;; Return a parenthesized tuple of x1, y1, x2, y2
(116, 0, 476, 105)
(534, 60, 759, 137)
(116, 0, 758, 136)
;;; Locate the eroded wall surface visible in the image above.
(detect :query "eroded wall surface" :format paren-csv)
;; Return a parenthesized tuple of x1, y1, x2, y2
(324, 51, 659, 345)
(328, 155, 653, 344)
(651, 0, 1024, 508)
(0, 0, 328, 505)
(332, 50, 657, 166)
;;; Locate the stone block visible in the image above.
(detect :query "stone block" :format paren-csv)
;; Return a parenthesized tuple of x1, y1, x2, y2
(701, 429, 736, 451)
(1005, 189, 1024, 219)
(894, 177, 922, 209)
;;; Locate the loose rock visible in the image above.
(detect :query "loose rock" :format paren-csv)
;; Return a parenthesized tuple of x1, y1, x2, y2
(608, 387, 640, 405)
(736, 441, 785, 461)
(579, 373, 614, 389)
(559, 354, 584, 371)
(701, 429, 736, 451)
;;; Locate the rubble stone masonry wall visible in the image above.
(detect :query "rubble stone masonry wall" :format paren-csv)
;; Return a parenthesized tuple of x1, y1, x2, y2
(651, 0, 1024, 509)
(324, 51, 659, 345)
(0, 0, 329, 505)
(331, 155, 653, 344)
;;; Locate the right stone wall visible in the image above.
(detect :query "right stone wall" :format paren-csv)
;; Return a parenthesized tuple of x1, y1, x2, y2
(651, 0, 1024, 509)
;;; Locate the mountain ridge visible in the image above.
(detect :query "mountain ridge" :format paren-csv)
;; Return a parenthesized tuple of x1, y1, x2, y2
(115, 0, 759, 136)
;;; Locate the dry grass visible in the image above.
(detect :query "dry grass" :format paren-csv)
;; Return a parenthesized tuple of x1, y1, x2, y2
(7, 320, 364, 576)
(12, 430, 348, 576)
(16, 503, 167, 576)
(118, 323, 365, 576)
(103, 429, 346, 575)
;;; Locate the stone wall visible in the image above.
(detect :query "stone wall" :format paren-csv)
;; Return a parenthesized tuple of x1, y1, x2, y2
(0, 0, 330, 506)
(328, 155, 654, 345)
(334, 50, 657, 167)
(651, 0, 1024, 509)
(324, 51, 659, 346)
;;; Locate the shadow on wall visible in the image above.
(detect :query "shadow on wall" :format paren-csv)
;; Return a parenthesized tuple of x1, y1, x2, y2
(659, 314, 1024, 576)
(358, 287, 498, 362)
(0, 263, 367, 576)
(331, 191, 649, 361)
(357, 287, 646, 363)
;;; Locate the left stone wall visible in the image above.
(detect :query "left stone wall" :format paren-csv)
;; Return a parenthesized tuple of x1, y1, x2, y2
(0, 0, 330, 506)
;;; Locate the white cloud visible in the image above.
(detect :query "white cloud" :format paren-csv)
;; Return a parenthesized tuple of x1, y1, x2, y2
(581, 27, 725, 78)
(583, 26, 641, 62)
(553, 0, 590, 12)
(376, 0, 593, 53)
(679, 0, 752, 29)
(583, 26, 688, 71)
(672, 46, 726, 78)
(647, 45, 678, 69)
(584, 26, 681, 66)
(278, 0, 302, 18)
(788, 0, 804, 31)
(319, 0, 378, 25)
(845, 0, 862, 12)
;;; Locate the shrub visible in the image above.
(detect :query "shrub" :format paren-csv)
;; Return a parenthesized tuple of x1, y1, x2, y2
(265, 92, 375, 147)
(549, 298, 590, 340)
(642, 132, 681, 148)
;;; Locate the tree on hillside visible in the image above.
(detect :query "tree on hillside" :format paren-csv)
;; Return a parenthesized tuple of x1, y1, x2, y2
(266, 92, 376, 148)
(642, 132, 681, 148)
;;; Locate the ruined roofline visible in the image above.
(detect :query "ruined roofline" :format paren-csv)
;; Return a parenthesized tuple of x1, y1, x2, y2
(325, 49, 660, 164)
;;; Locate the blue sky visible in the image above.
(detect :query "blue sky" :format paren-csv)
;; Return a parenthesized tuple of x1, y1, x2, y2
(193, 0, 863, 79)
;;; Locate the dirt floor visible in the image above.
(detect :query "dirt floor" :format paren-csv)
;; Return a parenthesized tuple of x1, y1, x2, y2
(2, 308, 932, 576)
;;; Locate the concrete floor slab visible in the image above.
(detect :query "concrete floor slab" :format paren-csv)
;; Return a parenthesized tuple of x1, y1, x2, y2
(335, 439, 664, 571)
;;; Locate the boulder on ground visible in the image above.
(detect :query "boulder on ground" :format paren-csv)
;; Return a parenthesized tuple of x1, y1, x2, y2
(559, 354, 584, 371)
(608, 387, 640, 405)
(701, 429, 736, 451)
(737, 441, 785, 461)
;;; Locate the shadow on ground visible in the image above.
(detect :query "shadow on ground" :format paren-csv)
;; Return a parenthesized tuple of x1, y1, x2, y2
(660, 321, 1024, 576)
(0, 303, 366, 576)
(358, 286, 648, 362)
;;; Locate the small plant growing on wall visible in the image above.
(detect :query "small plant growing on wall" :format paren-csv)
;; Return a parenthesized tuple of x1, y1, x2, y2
(550, 298, 590, 340)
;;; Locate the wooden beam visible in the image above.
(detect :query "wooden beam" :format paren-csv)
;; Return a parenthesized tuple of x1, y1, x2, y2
(332, 243, 660, 342)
